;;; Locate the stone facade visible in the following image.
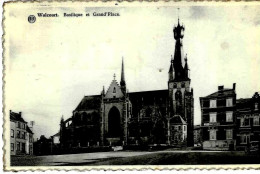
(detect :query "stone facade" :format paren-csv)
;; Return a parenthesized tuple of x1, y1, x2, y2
(60, 19, 194, 148)
(200, 85, 260, 151)
(200, 84, 237, 150)
(10, 111, 34, 155)
(236, 92, 260, 151)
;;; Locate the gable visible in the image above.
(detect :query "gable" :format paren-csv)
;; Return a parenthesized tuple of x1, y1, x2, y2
(105, 80, 124, 99)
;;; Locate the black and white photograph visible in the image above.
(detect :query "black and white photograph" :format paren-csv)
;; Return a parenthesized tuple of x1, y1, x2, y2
(3, 1, 260, 170)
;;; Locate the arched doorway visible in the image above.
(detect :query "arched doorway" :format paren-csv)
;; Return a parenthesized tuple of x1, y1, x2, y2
(108, 106, 121, 137)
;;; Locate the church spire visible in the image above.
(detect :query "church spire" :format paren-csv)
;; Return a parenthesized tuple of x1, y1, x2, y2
(168, 55, 174, 81)
(184, 54, 190, 79)
(172, 13, 186, 81)
(120, 57, 126, 95)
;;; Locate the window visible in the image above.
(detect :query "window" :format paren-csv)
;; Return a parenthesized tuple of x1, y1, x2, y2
(226, 98, 233, 107)
(173, 83, 177, 88)
(21, 132, 25, 139)
(226, 129, 233, 140)
(209, 130, 216, 140)
(183, 126, 186, 131)
(29, 135, 33, 143)
(209, 112, 217, 123)
(241, 117, 250, 127)
(178, 126, 181, 131)
(253, 116, 259, 126)
(21, 143, 25, 153)
(11, 129, 14, 138)
(226, 112, 233, 122)
(240, 134, 250, 144)
(113, 87, 116, 93)
(11, 143, 14, 151)
(17, 142, 20, 151)
(17, 131, 20, 138)
(29, 145, 33, 154)
(17, 122, 21, 128)
(210, 100, 216, 108)
(255, 103, 259, 111)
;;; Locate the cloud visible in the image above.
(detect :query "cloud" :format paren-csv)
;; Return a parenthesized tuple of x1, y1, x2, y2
(189, 6, 207, 20)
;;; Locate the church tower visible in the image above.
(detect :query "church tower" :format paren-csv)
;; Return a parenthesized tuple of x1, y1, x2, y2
(168, 18, 194, 147)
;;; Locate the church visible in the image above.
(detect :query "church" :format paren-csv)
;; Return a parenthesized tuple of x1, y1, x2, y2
(60, 19, 194, 148)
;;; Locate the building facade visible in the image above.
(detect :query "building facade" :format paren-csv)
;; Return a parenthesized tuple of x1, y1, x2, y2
(10, 110, 34, 155)
(60, 19, 194, 148)
(236, 92, 260, 151)
(193, 125, 202, 146)
(200, 84, 237, 150)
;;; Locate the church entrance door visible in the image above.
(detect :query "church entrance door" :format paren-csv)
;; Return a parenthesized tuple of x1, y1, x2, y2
(108, 106, 121, 138)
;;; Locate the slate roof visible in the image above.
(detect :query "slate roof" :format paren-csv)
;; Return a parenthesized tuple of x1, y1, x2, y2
(10, 111, 27, 123)
(204, 89, 235, 98)
(75, 95, 101, 111)
(129, 89, 168, 105)
(52, 132, 60, 137)
(74, 89, 169, 118)
(236, 98, 251, 111)
(26, 126, 33, 134)
(170, 115, 187, 125)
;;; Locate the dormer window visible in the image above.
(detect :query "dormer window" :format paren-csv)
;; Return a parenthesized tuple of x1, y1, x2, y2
(113, 87, 116, 93)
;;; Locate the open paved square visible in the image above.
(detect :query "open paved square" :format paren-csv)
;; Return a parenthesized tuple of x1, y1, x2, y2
(11, 150, 260, 166)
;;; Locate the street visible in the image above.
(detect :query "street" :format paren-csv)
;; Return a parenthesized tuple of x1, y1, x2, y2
(11, 150, 260, 166)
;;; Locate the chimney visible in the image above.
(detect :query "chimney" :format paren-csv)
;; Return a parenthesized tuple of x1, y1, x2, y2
(233, 83, 236, 90)
(218, 85, 224, 91)
(19, 112, 22, 117)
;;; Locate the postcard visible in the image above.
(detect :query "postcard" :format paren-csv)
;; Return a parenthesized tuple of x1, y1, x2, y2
(3, 1, 260, 171)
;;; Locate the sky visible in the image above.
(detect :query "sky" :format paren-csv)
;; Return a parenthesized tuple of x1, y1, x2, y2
(4, 3, 260, 139)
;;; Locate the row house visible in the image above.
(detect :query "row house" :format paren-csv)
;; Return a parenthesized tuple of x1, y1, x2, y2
(200, 84, 237, 150)
(236, 92, 260, 150)
(10, 110, 34, 155)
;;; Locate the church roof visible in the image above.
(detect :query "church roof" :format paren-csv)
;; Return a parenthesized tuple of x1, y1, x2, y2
(74, 89, 169, 117)
(75, 95, 101, 111)
(129, 89, 168, 105)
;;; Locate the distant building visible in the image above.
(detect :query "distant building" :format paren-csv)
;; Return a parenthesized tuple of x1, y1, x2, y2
(52, 132, 60, 145)
(60, 18, 194, 148)
(10, 110, 34, 155)
(194, 125, 202, 146)
(200, 84, 237, 150)
(170, 115, 187, 146)
(236, 92, 260, 151)
(33, 135, 52, 155)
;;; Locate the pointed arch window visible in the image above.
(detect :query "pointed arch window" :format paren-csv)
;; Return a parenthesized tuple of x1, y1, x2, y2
(175, 90, 182, 114)
(113, 87, 116, 93)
